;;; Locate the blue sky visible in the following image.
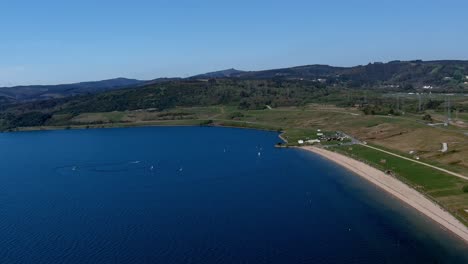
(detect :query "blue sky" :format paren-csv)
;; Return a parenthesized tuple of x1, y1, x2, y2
(0, 0, 467, 86)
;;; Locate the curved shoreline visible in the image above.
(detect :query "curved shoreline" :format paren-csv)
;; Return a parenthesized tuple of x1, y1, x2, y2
(300, 146, 468, 244)
(5, 120, 282, 134)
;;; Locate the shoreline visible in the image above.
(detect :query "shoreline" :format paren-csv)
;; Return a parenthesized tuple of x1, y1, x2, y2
(300, 146, 468, 244)
(3, 120, 282, 134)
(2, 121, 207, 133)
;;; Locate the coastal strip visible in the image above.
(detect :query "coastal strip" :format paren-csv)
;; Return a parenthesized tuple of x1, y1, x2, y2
(360, 144, 468, 181)
(301, 146, 468, 244)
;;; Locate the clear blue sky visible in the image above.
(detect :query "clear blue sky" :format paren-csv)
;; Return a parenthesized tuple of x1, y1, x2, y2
(1, 0, 467, 86)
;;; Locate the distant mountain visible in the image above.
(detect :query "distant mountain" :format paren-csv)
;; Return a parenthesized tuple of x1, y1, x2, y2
(0, 78, 146, 102)
(2, 60, 467, 104)
(139, 77, 182, 86)
(191, 68, 246, 79)
(224, 65, 342, 79)
(191, 60, 468, 89)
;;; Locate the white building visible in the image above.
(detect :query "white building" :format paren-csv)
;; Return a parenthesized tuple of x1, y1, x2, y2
(441, 143, 448, 153)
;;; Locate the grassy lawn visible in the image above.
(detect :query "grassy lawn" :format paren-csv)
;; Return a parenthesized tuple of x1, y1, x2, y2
(457, 112, 468, 122)
(279, 128, 318, 143)
(71, 112, 126, 124)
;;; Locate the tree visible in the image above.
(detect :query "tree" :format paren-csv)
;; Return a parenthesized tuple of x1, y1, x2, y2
(454, 70, 464, 82)
(422, 114, 433, 122)
(463, 185, 468, 193)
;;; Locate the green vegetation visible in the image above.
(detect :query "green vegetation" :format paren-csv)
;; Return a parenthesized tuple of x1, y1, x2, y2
(0, 112, 52, 129)
(336, 145, 465, 191)
(228, 112, 245, 120)
(281, 128, 318, 144)
(422, 114, 433, 122)
(463, 185, 468, 193)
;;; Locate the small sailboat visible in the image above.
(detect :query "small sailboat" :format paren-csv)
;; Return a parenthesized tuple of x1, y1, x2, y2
(150, 165, 154, 170)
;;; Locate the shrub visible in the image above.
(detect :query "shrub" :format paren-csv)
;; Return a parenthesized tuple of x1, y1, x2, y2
(462, 185, 468, 193)
(200, 120, 213, 126)
(228, 112, 244, 119)
(422, 114, 433, 122)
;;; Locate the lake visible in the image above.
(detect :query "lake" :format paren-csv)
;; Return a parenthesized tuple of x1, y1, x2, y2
(0, 126, 467, 263)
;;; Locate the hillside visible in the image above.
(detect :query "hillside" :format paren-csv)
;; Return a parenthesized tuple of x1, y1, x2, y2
(191, 68, 245, 79)
(1, 60, 466, 105)
(0, 77, 146, 102)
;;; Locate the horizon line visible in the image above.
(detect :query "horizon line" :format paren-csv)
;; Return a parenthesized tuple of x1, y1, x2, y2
(2, 58, 468, 88)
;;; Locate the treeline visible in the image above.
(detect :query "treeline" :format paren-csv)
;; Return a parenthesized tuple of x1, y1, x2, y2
(0, 112, 52, 130)
(358, 97, 468, 116)
(6, 79, 331, 114)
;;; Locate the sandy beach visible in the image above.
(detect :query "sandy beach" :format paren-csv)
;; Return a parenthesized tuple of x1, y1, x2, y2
(301, 146, 468, 244)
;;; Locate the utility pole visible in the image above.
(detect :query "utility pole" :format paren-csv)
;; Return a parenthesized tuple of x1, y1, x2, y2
(396, 94, 400, 111)
(447, 96, 451, 122)
(401, 97, 405, 114)
(445, 96, 451, 126)
(417, 93, 422, 112)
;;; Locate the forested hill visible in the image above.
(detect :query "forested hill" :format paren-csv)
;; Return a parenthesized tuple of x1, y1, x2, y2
(0, 78, 146, 102)
(1, 60, 467, 104)
(192, 60, 468, 89)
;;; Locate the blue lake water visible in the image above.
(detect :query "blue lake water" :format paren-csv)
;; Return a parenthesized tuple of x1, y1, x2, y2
(0, 126, 467, 263)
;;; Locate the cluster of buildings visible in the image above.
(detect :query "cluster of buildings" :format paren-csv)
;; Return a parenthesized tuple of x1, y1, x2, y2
(297, 130, 349, 145)
(383, 84, 400, 89)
